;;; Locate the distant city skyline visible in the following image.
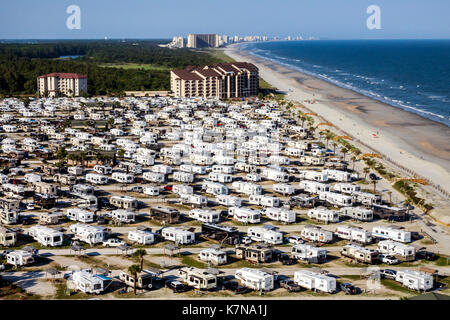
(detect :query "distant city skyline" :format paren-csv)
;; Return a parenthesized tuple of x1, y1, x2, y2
(1, 0, 449, 40)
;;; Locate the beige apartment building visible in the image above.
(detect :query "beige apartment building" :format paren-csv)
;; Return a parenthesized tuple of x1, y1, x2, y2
(186, 34, 220, 48)
(37, 73, 88, 97)
(170, 62, 259, 99)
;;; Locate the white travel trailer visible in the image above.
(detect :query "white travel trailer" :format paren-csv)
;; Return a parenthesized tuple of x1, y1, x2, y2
(136, 155, 155, 166)
(307, 207, 340, 223)
(294, 270, 336, 293)
(395, 270, 433, 292)
(351, 191, 382, 205)
(247, 226, 283, 245)
(249, 195, 280, 207)
(161, 227, 195, 244)
(299, 170, 328, 182)
(70, 223, 106, 245)
(173, 171, 194, 183)
(322, 169, 351, 182)
(291, 244, 327, 264)
(172, 184, 193, 195)
(71, 270, 105, 294)
(143, 186, 160, 196)
(216, 194, 242, 207)
(377, 240, 416, 261)
(229, 207, 261, 224)
(339, 207, 373, 222)
(111, 209, 136, 224)
(198, 248, 227, 265)
(299, 180, 330, 194)
(66, 208, 94, 223)
(245, 173, 261, 182)
(0, 173, 9, 184)
(188, 209, 220, 223)
(110, 195, 139, 210)
(372, 226, 411, 243)
(128, 229, 155, 245)
(273, 183, 296, 195)
(261, 168, 289, 183)
(6, 250, 35, 267)
(93, 165, 112, 175)
(85, 173, 109, 185)
(231, 181, 262, 195)
(284, 147, 304, 157)
(264, 207, 296, 224)
(335, 226, 372, 244)
(318, 191, 353, 207)
(151, 164, 172, 175)
(111, 172, 134, 184)
(300, 155, 324, 166)
(208, 172, 233, 183)
(211, 165, 234, 174)
(178, 267, 217, 290)
(180, 193, 208, 207)
(28, 225, 64, 247)
(301, 225, 334, 243)
(333, 183, 361, 194)
(202, 180, 228, 196)
(235, 268, 274, 291)
(24, 173, 42, 184)
(143, 172, 165, 183)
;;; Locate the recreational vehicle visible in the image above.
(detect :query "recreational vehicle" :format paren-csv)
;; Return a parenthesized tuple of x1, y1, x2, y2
(201, 181, 228, 196)
(291, 243, 327, 263)
(235, 268, 274, 291)
(216, 194, 242, 207)
(249, 195, 280, 207)
(333, 183, 361, 194)
(110, 195, 139, 210)
(149, 206, 180, 224)
(351, 191, 381, 205)
(341, 244, 379, 264)
(143, 172, 165, 184)
(180, 193, 208, 208)
(231, 181, 262, 195)
(395, 270, 433, 292)
(85, 173, 109, 185)
(6, 250, 35, 267)
(339, 207, 373, 222)
(0, 227, 17, 246)
(201, 223, 240, 245)
(66, 208, 94, 223)
(172, 184, 193, 196)
(188, 209, 220, 223)
(372, 226, 411, 243)
(178, 267, 217, 290)
(307, 207, 340, 223)
(263, 207, 296, 224)
(71, 270, 105, 294)
(39, 212, 61, 225)
(28, 225, 64, 246)
(298, 170, 328, 182)
(229, 207, 261, 224)
(318, 191, 353, 207)
(198, 248, 227, 265)
(173, 171, 194, 183)
(111, 209, 136, 224)
(372, 204, 408, 221)
(322, 169, 351, 182)
(93, 165, 112, 175)
(247, 226, 283, 245)
(70, 223, 107, 245)
(335, 226, 372, 244)
(208, 172, 233, 183)
(0, 209, 19, 225)
(301, 225, 334, 243)
(111, 172, 134, 184)
(68, 166, 84, 176)
(377, 240, 416, 261)
(273, 183, 296, 195)
(299, 180, 330, 194)
(128, 229, 155, 245)
(294, 270, 336, 293)
(235, 244, 274, 264)
(161, 227, 195, 244)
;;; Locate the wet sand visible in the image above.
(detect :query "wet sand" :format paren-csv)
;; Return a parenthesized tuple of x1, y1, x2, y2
(224, 43, 450, 194)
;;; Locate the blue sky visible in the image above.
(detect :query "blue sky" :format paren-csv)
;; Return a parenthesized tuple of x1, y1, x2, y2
(0, 0, 449, 39)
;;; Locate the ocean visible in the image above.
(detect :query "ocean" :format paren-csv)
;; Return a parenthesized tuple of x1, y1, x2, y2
(243, 40, 450, 127)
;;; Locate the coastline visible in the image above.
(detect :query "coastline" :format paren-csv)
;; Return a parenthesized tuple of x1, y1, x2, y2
(224, 43, 450, 196)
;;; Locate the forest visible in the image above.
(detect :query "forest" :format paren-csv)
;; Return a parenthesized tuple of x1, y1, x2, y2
(0, 40, 225, 96)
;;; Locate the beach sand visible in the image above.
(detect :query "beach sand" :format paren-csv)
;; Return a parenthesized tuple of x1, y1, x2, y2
(224, 43, 450, 198)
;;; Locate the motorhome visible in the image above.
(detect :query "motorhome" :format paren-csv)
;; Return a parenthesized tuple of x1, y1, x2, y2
(377, 240, 416, 261)
(85, 173, 109, 185)
(294, 270, 336, 293)
(161, 227, 195, 244)
(335, 226, 372, 244)
(322, 169, 351, 182)
(341, 244, 379, 264)
(198, 248, 227, 265)
(229, 207, 261, 224)
(143, 172, 165, 184)
(231, 181, 262, 195)
(110, 195, 139, 210)
(395, 270, 433, 292)
(263, 207, 296, 224)
(235, 268, 274, 291)
(201, 181, 229, 196)
(339, 207, 373, 222)
(307, 207, 339, 223)
(149, 206, 180, 224)
(128, 229, 155, 245)
(372, 226, 411, 243)
(216, 194, 242, 207)
(291, 243, 327, 263)
(249, 195, 280, 207)
(301, 225, 334, 243)
(111, 172, 134, 184)
(178, 267, 217, 290)
(273, 183, 296, 195)
(188, 209, 220, 223)
(28, 225, 64, 246)
(235, 244, 274, 264)
(111, 209, 136, 224)
(299, 180, 330, 194)
(6, 250, 35, 267)
(299, 170, 328, 182)
(318, 191, 353, 207)
(0, 226, 17, 246)
(201, 223, 240, 245)
(333, 183, 361, 194)
(66, 208, 94, 223)
(71, 270, 105, 294)
(351, 191, 381, 206)
(70, 223, 107, 245)
(247, 226, 283, 245)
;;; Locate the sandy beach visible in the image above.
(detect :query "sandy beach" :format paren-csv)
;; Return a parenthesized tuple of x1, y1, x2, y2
(224, 43, 450, 197)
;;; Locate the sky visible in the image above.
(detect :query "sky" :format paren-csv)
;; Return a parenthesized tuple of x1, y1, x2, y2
(0, 0, 449, 40)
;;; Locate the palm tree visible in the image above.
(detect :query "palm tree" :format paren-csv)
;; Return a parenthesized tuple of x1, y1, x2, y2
(332, 142, 337, 154)
(387, 191, 392, 205)
(128, 264, 141, 295)
(363, 167, 370, 180)
(134, 249, 147, 271)
(350, 156, 357, 171)
(371, 179, 378, 194)
(341, 147, 349, 161)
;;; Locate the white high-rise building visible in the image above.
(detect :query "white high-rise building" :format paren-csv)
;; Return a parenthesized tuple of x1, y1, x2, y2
(37, 73, 87, 97)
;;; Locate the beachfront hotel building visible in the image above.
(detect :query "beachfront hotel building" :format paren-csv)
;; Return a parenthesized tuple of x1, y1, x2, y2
(186, 34, 220, 48)
(170, 62, 259, 99)
(37, 73, 88, 97)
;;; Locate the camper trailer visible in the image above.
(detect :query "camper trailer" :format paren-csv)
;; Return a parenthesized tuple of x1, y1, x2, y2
(229, 207, 261, 224)
(111, 172, 134, 184)
(299, 170, 328, 182)
(110, 196, 139, 210)
(28, 225, 64, 247)
(372, 204, 408, 221)
(377, 240, 416, 261)
(247, 226, 283, 245)
(335, 226, 372, 244)
(151, 164, 172, 175)
(178, 267, 217, 290)
(395, 270, 433, 292)
(333, 183, 361, 194)
(180, 193, 208, 208)
(291, 243, 327, 264)
(318, 191, 353, 207)
(118, 162, 142, 174)
(249, 195, 280, 207)
(351, 191, 381, 206)
(66, 208, 94, 223)
(39, 212, 61, 225)
(143, 172, 165, 184)
(322, 169, 351, 182)
(339, 207, 373, 222)
(68, 166, 84, 176)
(119, 270, 160, 290)
(261, 168, 289, 183)
(172, 184, 193, 196)
(216, 194, 242, 207)
(300, 155, 324, 166)
(307, 207, 340, 223)
(85, 173, 109, 185)
(372, 226, 411, 243)
(0, 227, 17, 246)
(128, 229, 155, 245)
(173, 171, 195, 183)
(6, 250, 35, 267)
(188, 209, 220, 223)
(201, 223, 240, 245)
(149, 206, 180, 224)
(161, 227, 195, 244)
(289, 194, 319, 208)
(201, 181, 229, 196)
(111, 209, 136, 224)
(235, 268, 274, 291)
(70, 184, 95, 198)
(70, 223, 107, 245)
(71, 270, 105, 294)
(263, 207, 296, 224)
(294, 270, 336, 293)
(0, 209, 19, 225)
(231, 181, 262, 195)
(341, 244, 379, 264)
(53, 174, 76, 185)
(93, 165, 112, 175)
(299, 180, 330, 194)
(198, 248, 227, 265)
(208, 172, 233, 183)
(301, 225, 334, 243)
(273, 183, 296, 195)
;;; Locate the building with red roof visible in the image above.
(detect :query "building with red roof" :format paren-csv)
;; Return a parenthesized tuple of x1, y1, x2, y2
(37, 73, 88, 97)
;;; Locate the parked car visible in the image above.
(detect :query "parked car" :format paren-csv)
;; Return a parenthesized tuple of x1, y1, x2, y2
(287, 236, 304, 245)
(380, 269, 397, 280)
(416, 250, 437, 261)
(279, 279, 302, 292)
(222, 280, 251, 294)
(339, 282, 358, 295)
(165, 280, 189, 293)
(103, 238, 125, 247)
(129, 186, 143, 193)
(378, 254, 400, 265)
(163, 185, 173, 191)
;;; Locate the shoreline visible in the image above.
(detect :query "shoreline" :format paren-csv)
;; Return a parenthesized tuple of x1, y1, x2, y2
(223, 43, 450, 196)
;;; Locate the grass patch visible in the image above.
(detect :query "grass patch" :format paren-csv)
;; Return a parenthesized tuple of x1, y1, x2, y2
(181, 255, 207, 268)
(381, 279, 416, 295)
(99, 63, 170, 71)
